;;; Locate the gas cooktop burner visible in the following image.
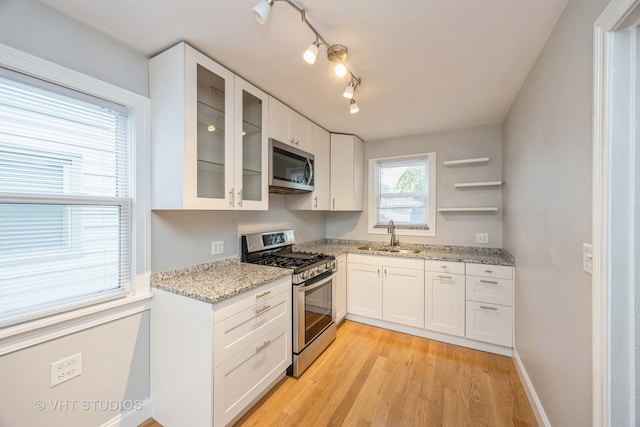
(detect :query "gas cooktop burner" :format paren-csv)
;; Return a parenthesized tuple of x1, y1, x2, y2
(241, 230, 335, 284)
(252, 251, 330, 270)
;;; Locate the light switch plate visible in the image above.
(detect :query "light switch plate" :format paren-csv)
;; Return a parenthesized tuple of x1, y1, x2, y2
(583, 243, 593, 274)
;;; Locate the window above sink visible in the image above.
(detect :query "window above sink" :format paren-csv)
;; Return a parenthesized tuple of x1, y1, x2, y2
(367, 152, 437, 237)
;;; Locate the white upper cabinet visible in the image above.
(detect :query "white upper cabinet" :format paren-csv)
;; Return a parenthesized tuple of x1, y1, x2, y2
(150, 42, 268, 210)
(286, 123, 331, 211)
(330, 134, 364, 211)
(268, 96, 312, 152)
(234, 78, 269, 210)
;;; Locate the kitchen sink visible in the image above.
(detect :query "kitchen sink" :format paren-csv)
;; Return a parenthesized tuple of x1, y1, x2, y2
(357, 246, 421, 254)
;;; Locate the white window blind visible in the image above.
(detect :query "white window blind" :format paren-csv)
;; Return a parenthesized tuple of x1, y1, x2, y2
(0, 67, 131, 326)
(375, 156, 430, 227)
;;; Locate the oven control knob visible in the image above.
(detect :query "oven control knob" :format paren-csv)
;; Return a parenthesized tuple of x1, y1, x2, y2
(317, 264, 325, 273)
(301, 271, 309, 280)
(330, 261, 336, 270)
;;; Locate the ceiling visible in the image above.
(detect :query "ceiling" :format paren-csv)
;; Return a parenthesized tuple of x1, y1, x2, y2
(37, 0, 568, 141)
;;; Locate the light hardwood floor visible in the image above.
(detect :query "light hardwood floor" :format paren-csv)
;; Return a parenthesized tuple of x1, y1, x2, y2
(142, 320, 537, 427)
(236, 320, 537, 427)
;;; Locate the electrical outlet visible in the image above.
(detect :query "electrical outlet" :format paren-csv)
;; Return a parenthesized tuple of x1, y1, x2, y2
(476, 233, 489, 244)
(583, 243, 593, 274)
(50, 353, 82, 387)
(211, 240, 224, 255)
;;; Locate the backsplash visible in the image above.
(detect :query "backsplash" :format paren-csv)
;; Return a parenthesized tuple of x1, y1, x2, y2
(151, 194, 325, 272)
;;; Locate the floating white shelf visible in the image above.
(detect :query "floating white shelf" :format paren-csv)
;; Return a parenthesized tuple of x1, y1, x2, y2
(443, 157, 489, 166)
(438, 207, 499, 213)
(454, 181, 503, 188)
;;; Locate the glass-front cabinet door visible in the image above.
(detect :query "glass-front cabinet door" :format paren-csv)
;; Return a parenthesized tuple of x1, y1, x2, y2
(186, 47, 235, 209)
(150, 42, 268, 210)
(234, 78, 268, 210)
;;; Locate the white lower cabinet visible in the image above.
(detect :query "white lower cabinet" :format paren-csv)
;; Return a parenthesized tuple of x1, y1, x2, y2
(347, 254, 424, 327)
(382, 265, 424, 328)
(347, 261, 382, 319)
(465, 301, 513, 347)
(213, 324, 290, 426)
(465, 263, 514, 347)
(150, 275, 292, 427)
(335, 255, 347, 323)
(345, 254, 516, 355)
(424, 261, 466, 337)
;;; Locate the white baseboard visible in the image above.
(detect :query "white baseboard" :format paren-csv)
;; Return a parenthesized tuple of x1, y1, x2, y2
(101, 397, 152, 427)
(346, 314, 513, 356)
(513, 348, 551, 427)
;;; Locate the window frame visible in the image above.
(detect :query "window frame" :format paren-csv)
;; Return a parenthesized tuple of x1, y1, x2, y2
(368, 152, 437, 237)
(0, 43, 151, 331)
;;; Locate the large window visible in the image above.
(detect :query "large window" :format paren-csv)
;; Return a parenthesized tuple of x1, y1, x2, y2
(368, 153, 436, 237)
(0, 66, 132, 326)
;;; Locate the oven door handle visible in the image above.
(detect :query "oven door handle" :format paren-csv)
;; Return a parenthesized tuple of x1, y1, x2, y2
(298, 274, 333, 293)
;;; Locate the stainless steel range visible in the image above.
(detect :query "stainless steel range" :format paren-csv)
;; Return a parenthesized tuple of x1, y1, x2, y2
(241, 230, 336, 377)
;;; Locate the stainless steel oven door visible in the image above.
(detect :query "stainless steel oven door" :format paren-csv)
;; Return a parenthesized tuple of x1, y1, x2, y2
(294, 272, 335, 353)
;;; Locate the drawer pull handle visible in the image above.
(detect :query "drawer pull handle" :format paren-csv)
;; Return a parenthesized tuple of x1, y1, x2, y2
(480, 280, 499, 285)
(437, 275, 452, 280)
(256, 340, 272, 353)
(255, 305, 272, 315)
(480, 305, 498, 311)
(485, 269, 493, 273)
(441, 266, 447, 269)
(256, 290, 271, 299)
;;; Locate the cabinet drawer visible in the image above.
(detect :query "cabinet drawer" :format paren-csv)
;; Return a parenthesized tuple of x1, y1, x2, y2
(466, 263, 513, 280)
(424, 260, 465, 275)
(465, 301, 513, 347)
(213, 325, 291, 427)
(213, 276, 291, 323)
(213, 288, 290, 367)
(466, 276, 513, 306)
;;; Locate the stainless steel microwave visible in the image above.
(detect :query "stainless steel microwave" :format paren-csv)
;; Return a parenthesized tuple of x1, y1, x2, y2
(269, 139, 314, 194)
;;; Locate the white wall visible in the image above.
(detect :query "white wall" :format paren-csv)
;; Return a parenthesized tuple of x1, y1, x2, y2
(151, 195, 326, 272)
(0, 312, 150, 427)
(325, 125, 503, 247)
(502, 0, 608, 425)
(0, 0, 149, 97)
(0, 2, 152, 426)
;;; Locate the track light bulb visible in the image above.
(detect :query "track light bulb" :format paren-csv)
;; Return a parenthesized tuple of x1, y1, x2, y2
(335, 63, 347, 78)
(303, 40, 320, 64)
(253, 0, 274, 24)
(350, 99, 359, 114)
(343, 81, 355, 99)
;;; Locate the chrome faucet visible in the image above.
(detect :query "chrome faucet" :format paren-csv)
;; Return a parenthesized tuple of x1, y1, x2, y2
(387, 219, 400, 247)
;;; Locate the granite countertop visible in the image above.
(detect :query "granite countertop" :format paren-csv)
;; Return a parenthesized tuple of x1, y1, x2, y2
(293, 239, 515, 266)
(150, 257, 291, 304)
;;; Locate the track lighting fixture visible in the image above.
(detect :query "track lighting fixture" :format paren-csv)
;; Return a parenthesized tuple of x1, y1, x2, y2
(303, 39, 320, 64)
(252, 0, 274, 25)
(349, 99, 359, 114)
(343, 80, 356, 99)
(252, 0, 362, 113)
